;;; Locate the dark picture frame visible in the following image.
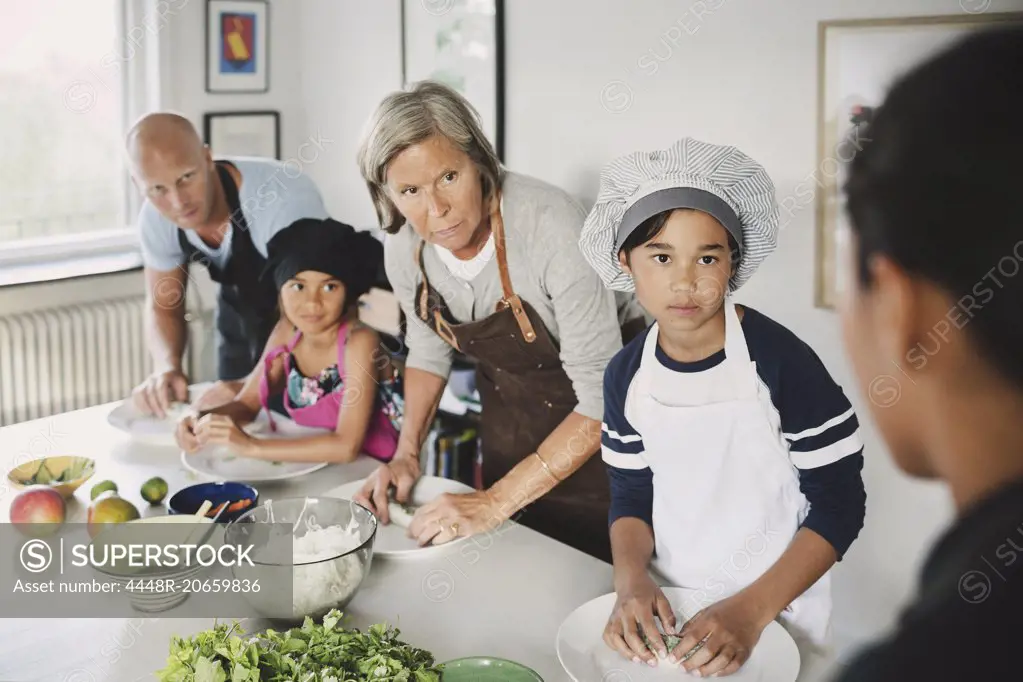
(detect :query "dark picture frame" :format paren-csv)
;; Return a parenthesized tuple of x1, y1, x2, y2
(205, 0, 270, 94)
(203, 111, 281, 160)
(401, 0, 505, 160)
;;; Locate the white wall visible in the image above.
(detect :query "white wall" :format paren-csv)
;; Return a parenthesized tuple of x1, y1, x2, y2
(292, 0, 1023, 657)
(162, 0, 308, 160)
(298, 0, 404, 225)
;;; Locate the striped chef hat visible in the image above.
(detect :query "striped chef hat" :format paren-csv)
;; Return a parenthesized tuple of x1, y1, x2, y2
(579, 137, 780, 292)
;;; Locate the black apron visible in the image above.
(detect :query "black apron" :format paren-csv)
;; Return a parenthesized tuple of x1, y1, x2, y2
(177, 162, 279, 381)
(412, 195, 642, 563)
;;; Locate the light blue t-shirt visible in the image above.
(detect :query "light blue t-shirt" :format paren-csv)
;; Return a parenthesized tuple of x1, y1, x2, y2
(138, 156, 330, 271)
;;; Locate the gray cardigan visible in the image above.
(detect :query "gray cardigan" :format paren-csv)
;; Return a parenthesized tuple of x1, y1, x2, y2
(383, 171, 629, 421)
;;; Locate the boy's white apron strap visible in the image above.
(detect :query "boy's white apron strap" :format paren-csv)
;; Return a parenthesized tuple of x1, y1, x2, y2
(636, 297, 833, 648)
(640, 299, 756, 406)
(722, 296, 757, 399)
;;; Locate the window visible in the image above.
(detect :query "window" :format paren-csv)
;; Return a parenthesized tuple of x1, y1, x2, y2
(0, 1, 132, 254)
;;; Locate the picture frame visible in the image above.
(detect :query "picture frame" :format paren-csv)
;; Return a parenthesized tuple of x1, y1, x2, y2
(206, 0, 269, 94)
(401, 0, 505, 160)
(814, 12, 1023, 309)
(203, 111, 280, 160)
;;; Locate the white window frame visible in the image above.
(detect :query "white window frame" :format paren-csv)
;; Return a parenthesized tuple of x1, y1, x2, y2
(0, 0, 172, 277)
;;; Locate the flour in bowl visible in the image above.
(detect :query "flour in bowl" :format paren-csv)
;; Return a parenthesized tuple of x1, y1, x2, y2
(292, 521, 366, 617)
(238, 498, 373, 618)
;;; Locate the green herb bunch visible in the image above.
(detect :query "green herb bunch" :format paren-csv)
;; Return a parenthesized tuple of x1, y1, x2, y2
(156, 609, 443, 682)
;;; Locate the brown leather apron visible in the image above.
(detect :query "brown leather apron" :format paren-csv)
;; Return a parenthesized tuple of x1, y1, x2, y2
(412, 196, 642, 563)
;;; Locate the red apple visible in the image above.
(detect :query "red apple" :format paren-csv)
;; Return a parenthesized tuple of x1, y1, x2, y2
(10, 485, 66, 537)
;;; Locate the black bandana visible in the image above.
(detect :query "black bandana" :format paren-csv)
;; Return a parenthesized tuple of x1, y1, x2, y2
(260, 218, 383, 302)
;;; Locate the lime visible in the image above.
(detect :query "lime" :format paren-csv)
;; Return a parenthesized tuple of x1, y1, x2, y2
(140, 477, 168, 505)
(90, 480, 118, 501)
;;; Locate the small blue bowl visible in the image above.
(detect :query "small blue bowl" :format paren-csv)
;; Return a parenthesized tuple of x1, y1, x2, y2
(167, 482, 259, 523)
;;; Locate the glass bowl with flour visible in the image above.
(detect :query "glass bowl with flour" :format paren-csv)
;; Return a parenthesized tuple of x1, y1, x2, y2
(226, 496, 378, 622)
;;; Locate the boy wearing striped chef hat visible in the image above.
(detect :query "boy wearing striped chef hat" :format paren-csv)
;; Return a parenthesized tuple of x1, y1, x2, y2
(580, 138, 866, 677)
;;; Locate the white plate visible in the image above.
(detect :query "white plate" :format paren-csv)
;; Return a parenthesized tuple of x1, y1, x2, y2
(107, 402, 194, 448)
(181, 415, 329, 483)
(323, 475, 476, 560)
(107, 382, 264, 446)
(557, 587, 801, 682)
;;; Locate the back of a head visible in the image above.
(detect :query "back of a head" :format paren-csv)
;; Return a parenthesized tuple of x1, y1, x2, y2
(845, 26, 1023, 387)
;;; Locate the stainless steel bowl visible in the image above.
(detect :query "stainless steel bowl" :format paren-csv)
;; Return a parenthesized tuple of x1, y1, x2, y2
(225, 496, 377, 622)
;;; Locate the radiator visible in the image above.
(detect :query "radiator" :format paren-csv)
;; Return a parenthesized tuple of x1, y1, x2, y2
(0, 296, 205, 426)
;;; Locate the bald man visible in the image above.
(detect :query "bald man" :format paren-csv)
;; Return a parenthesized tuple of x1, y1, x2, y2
(126, 113, 329, 416)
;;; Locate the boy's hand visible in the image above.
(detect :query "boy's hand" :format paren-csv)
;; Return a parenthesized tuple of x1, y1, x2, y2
(603, 573, 677, 666)
(671, 592, 772, 676)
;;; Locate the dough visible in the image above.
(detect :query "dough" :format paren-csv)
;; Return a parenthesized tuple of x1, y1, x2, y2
(386, 501, 419, 529)
(160, 402, 191, 422)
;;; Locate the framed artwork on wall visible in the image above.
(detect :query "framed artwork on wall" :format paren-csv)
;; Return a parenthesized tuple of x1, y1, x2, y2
(814, 12, 1022, 309)
(401, 0, 505, 160)
(206, 0, 269, 93)
(203, 111, 280, 160)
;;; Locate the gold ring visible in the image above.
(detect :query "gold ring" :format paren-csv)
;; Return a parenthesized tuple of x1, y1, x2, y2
(449, 522, 460, 536)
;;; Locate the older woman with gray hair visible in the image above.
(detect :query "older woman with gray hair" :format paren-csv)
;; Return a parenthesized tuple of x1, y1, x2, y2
(352, 81, 644, 562)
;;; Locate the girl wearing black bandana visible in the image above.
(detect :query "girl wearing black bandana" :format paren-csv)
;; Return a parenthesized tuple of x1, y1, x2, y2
(175, 218, 403, 464)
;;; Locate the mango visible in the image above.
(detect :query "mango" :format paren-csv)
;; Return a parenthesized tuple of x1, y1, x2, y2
(87, 492, 140, 538)
(90, 480, 118, 501)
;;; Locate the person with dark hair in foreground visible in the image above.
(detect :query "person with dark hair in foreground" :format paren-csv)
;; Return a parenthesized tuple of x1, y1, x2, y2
(832, 26, 1023, 682)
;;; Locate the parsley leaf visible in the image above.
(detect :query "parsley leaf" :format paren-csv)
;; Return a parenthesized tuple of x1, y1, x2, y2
(155, 609, 443, 682)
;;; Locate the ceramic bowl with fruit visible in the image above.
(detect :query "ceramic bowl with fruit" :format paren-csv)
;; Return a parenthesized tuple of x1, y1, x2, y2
(7, 456, 95, 499)
(167, 481, 258, 523)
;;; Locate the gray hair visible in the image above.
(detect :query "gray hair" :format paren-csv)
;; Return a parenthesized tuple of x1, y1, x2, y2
(356, 80, 504, 234)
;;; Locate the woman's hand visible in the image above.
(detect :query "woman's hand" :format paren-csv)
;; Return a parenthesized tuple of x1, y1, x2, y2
(193, 413, 256, 455)
(175, 414, 201, 453)
(603, 572, 677, 667)
(407, 490, 507, 546)
(671, 592, 772, 677)
(353, 451, 422, 524)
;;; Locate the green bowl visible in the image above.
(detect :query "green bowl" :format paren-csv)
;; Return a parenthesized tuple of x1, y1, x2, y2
(441, 657, 544, 681)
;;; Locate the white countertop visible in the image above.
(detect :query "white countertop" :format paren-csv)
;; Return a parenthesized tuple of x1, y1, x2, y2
(0, 400, 841, 682)
(0, 400, 616, 682)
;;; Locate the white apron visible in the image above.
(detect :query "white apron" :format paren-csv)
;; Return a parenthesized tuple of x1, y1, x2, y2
(634, 299, 832, 649)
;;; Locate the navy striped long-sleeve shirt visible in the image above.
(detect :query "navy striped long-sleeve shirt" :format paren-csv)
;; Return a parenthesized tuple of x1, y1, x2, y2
(602, 307, 866, 559)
